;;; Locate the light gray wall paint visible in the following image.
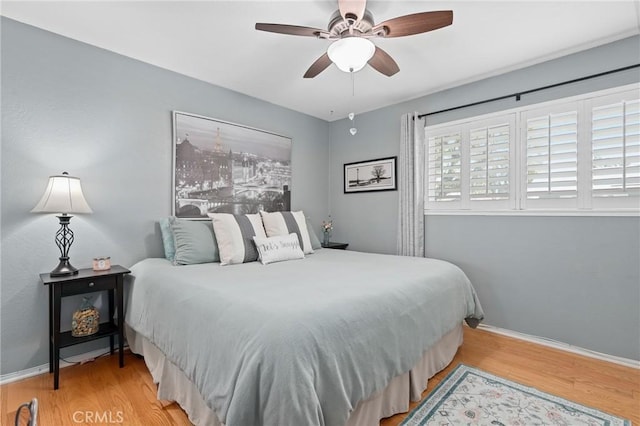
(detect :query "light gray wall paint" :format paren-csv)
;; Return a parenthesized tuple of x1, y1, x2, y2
(329, 36, 640, 360)
(0, 18, 329, 375)
(426, 215, 640, 359)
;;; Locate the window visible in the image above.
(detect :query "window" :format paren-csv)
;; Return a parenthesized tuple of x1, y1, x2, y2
(469, 123, 510, 201)
(424, 84, 639, 215)
(427, 132, 461, 204)
(590, 95, 640, 207)
(425, 115, 515, 210)
(522, 104, 578, 209)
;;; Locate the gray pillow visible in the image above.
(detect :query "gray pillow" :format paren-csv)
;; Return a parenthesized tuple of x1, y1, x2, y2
(306, 217, 322, 250)
(171, 219, 220, 265)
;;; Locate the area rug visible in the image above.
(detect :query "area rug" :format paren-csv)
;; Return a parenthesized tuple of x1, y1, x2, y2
(401, 364, 630, 426)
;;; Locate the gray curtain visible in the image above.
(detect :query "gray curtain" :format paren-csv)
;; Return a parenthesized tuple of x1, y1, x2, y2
(397, 112, 425, 257)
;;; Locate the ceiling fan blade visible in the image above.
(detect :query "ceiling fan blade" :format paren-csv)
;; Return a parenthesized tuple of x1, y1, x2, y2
(368, 46, 400, 77)
(338, 0, 367, 21)
(373, 11, 453, 38)
(255, 23, 328, 38)
(303, 53, 333, 78)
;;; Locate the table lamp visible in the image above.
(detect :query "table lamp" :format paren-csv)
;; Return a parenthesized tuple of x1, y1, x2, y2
(31, 172, 93, 276)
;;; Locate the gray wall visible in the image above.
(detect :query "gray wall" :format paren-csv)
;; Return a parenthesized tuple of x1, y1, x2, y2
(0, 18, 329, 375)
(329, 36, 640, 360)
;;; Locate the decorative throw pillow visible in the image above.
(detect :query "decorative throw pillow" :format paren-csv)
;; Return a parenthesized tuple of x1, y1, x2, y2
(305, 217, 322, 250)
(209, 213, 267, 265)
(253, 233, 305, 265)
(260, 210, 314, 254)
(159, 217, 176, 261)
(171, 219, 220, 265)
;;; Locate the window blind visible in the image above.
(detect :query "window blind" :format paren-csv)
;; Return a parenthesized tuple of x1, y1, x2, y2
(427, 133, 461, 202)
(592, 99, 640, 197)
(469, 124, 510, 200)
(525, 111, 578, 199)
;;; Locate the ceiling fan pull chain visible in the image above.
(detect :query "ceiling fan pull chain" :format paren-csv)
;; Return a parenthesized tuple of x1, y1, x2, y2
(349, 72, 357, 136)
(351, 71, 355, 97)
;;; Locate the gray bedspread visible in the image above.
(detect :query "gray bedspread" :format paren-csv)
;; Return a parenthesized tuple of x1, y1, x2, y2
(125, 249, 483, 426)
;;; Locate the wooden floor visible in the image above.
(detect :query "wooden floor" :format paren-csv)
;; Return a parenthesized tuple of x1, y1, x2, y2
(2, 327, 638, 425)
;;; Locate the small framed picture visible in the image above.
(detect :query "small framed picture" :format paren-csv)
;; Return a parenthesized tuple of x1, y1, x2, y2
(343, 156, 397, 194)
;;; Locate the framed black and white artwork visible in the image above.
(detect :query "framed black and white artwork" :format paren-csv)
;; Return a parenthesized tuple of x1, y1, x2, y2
(343, 156, 397, 194)
(172, 111, 292, 218)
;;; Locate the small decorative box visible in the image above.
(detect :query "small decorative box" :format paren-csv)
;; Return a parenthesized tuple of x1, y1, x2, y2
(92, 256, 111, 271)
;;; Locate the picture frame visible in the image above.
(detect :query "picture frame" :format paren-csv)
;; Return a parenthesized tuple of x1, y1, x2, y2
(343, 156, 397, 194)
(172, 111, 292, 219)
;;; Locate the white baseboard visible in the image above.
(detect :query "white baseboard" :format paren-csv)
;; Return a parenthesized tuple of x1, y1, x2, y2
(0, 346, 117, 385)
(478, 324, 640, 369)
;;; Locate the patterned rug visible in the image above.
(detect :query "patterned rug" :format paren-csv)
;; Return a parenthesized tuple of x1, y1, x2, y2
(401, 364, 630, 426)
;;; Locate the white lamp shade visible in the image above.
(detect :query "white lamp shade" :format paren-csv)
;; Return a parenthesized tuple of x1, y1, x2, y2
(31, 173, 93, 214)
(327, 37, 376, 73)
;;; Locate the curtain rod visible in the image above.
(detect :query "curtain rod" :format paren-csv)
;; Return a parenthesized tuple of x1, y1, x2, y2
(416, 63, 640, 120)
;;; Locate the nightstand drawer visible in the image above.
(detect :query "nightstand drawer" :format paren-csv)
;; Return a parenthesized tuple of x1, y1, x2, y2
(60, 276, 116, 296)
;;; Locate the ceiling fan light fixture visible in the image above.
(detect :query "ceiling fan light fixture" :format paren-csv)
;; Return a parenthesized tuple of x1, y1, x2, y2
(327, 37, 375, 73)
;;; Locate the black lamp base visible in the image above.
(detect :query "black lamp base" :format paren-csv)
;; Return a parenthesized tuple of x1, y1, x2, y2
(49, 214, 79, 277)
(50, 257, 79, 277)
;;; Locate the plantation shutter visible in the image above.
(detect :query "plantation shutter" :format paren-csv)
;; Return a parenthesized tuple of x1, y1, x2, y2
(469, 123, 510, 201)
(591, 98, 640, 198)
(524, 106, 578, 207)
(424, 83, 638, 214)
(427, 131, 462, 205)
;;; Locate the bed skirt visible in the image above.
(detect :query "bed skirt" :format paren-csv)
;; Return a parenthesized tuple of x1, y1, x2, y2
(125, 324, 463, 426)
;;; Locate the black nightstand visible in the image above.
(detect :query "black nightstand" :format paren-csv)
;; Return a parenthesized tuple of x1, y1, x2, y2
(40, 265, 130, 389)
(321, 242, 349, 250)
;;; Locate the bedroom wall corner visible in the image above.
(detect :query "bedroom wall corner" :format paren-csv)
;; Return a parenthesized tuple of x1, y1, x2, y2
(0, 17, 330, 376)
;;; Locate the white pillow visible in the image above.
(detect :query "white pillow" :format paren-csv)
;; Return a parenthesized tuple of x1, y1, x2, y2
(253, 234, 305, 265)
(209, 213, 266, 265)
(259, 210, 314, 254)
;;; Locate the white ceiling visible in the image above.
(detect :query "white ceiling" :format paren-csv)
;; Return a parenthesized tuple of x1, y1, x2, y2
(2, 1, 639, 121)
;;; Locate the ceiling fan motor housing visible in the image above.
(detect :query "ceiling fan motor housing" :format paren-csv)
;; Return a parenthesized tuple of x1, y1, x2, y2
(328, 9, 375, 37)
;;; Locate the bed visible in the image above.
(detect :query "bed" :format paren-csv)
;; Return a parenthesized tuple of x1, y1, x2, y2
(125, 248, 484, 426)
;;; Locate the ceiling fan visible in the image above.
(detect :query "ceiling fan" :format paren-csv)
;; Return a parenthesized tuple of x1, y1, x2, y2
(255, 0, 453, 78)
